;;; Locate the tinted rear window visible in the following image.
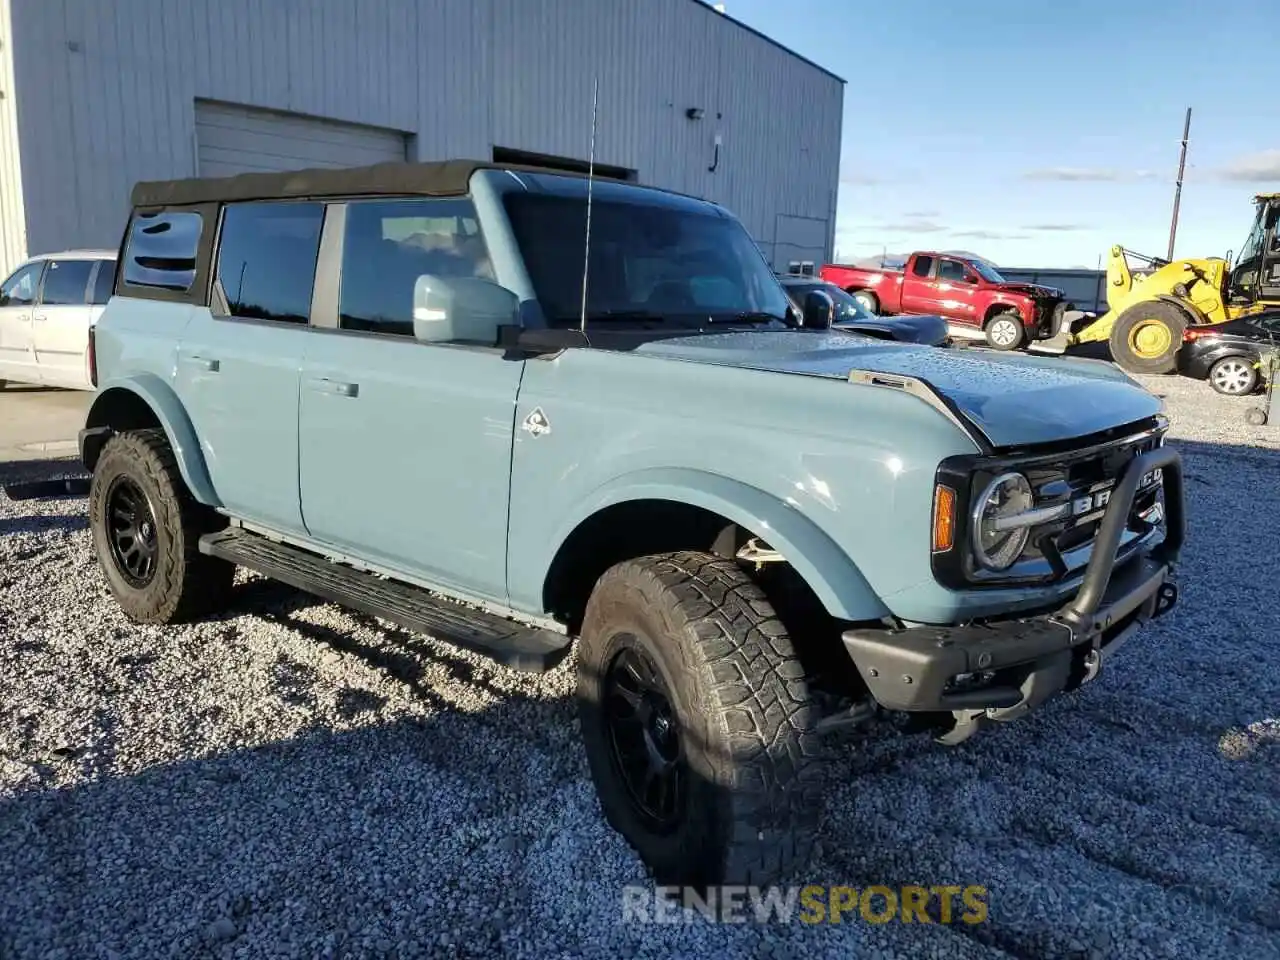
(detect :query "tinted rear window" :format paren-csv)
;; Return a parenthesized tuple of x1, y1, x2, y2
(41, 259, 94, 305)
(121, 211, 203, 291)
(215, 202, 324, 324)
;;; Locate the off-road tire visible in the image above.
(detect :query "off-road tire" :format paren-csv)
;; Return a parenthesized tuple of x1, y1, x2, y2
(577, 551, 826, 888)
(849, 289, 879, 314)
(1109, 301, 1189, 374)
(984, 310, 1025, 350)
(89, 428, 233, 623)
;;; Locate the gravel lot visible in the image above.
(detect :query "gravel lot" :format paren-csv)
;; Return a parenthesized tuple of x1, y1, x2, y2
(2, 372, 1278, 960)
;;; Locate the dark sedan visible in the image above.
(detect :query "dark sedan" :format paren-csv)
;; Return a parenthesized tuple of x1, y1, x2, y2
(1179, 311, 1280, 395)
(777, 275, 950, 346)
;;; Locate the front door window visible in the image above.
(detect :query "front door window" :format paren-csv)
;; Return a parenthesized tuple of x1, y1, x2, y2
(0, 262, 44, 307)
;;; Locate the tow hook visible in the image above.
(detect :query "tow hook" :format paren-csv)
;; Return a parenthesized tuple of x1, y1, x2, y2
(1154, 581, 1178, 618)
(1081, 648, 1102, 685)
(935, 709, 988, 746)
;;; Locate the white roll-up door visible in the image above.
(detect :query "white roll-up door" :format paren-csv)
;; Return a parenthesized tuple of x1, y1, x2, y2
(194, 101, 408, 178)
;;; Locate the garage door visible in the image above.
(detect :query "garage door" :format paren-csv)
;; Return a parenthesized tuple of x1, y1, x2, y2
(772, 213, 830, 275)
(194, 101, 408, 178)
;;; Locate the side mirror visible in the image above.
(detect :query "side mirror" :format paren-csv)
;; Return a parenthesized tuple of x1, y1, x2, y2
(413, 274, 519, 345)
(802, 290, 834, 329)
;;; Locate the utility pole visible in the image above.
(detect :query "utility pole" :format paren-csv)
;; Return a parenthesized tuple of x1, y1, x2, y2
(1167, 107, 1192, 261)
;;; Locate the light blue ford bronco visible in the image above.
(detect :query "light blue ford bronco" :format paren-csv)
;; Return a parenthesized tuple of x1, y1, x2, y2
(80, 160, 1184, 888)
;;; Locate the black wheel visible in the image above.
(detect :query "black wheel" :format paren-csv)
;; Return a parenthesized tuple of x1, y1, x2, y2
(849, 289, 879, 314)
(1207, 356, 1258, 396)
(577, 551, 825, 888)
(1109, 301, 1190, 374)
(984, 311, 1025, 350)
(88, 428, 233, 623)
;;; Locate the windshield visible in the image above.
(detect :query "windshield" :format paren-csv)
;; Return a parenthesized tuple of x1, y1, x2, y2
(1237, 203, 1267, 266)
(502, 192, 792, 328)
(1229, 201, 1271, 298)
(970, 259, 1006, 283)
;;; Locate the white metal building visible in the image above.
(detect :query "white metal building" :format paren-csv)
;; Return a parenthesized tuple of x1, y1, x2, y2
(0, 0, 844, 279)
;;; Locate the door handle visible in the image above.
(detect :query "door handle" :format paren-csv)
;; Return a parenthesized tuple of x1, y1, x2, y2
(32, 314, 47, 322)
(182, 355, 220, 372)
(305, 377, 358, 398)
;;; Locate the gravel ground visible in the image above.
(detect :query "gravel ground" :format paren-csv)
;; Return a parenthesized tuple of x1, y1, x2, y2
(2, 372, 1278, 960)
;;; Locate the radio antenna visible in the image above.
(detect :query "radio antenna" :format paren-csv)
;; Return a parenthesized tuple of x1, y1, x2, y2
(578, 77, 599, 334)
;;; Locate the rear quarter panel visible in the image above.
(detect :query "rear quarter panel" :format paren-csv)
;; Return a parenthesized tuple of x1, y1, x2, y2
(85, 298, 218, 504)
(821, 265, 904, 312)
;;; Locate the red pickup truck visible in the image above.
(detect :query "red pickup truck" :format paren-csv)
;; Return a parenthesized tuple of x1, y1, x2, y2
(820, 252, 1071, 351)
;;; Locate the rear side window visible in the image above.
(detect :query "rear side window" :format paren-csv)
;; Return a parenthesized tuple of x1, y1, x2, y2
(40, 259, 95, 305)
(912, 256, 934, 278)
(215, 202, 324, 324)
(90, 262, 116, 304)
(121, 211, 203, 291)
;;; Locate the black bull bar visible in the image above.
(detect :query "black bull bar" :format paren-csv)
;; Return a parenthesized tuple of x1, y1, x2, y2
(841, 446, 1185, 737)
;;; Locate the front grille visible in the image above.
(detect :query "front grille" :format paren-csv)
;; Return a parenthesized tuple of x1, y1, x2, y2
(932, 421, 1167, 589)
(1020, 433, 1164, 578)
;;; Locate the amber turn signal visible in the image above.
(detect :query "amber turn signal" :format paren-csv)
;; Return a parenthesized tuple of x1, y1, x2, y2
(932, 484, 956, 553)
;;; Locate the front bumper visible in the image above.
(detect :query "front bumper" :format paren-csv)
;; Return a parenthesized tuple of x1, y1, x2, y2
(841, 445, 1184, 735)
(1029, 300, 1070, 340)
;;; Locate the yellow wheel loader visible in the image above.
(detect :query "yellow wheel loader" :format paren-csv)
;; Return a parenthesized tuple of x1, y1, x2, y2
(1064, 193, 1280, 374)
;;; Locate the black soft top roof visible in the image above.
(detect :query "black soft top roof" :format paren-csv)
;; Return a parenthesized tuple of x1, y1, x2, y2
(131, 158, 582, 208)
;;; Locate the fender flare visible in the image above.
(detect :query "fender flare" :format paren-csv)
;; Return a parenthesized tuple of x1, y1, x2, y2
(84, 374, 221, 507)
(539, 467, 891, 623)
(1151, 293, 1209, 325)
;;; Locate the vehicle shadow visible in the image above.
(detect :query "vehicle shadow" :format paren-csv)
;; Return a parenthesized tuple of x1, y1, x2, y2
(0, 456, 86, 488)
(0, 513, 89, 537)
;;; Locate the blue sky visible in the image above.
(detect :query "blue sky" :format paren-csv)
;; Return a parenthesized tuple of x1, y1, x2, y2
(719, 0, 1280, 268)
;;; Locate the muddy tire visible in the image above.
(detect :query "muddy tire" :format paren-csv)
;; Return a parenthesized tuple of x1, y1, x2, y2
(850, 289, 879, 314)
(89, 428, 233, 623)
(985, 310, 1025, 350)
(577, 551, 826, 888)
(1109, 301, 1190, 374)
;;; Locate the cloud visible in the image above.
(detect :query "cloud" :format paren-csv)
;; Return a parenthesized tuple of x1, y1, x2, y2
(1023, 167, 1159, 182)
(1216, 149, 1280, 183)
(950, 229, 1029, 241)
(875, 219, 947, 233)
(1022, 223, 1089, 232)
(840, 170, 882, 186)
(902, 210, 939, 218)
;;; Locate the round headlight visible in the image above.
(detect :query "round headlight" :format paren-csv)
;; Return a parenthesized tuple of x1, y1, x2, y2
(971, 472, 1034, 570)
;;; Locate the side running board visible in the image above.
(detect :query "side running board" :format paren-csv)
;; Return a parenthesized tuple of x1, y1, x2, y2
(199, 527, 571, 673)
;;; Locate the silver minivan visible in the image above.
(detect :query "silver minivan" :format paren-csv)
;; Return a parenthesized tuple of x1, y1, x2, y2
(0, 249, 116, 390)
